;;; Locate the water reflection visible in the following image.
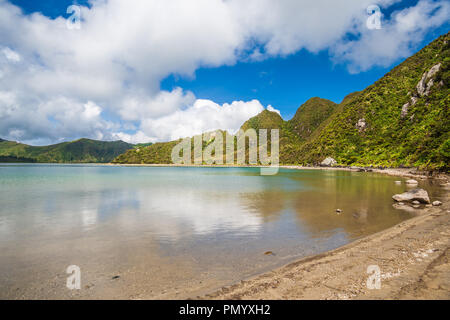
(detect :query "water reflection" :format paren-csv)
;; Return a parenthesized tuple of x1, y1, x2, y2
(81, 208, 98, 229)
(1, 165, 435, 243)
(238, 170, 429, 238)
(1, 165, 444, 298)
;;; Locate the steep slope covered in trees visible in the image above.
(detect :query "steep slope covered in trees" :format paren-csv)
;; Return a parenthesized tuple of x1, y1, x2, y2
(113, 32, 449, 170)
(297, 32, 449, 169)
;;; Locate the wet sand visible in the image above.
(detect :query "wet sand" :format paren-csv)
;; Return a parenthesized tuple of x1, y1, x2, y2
(121, 165, 450, 300)
(206, 178, 450, 300)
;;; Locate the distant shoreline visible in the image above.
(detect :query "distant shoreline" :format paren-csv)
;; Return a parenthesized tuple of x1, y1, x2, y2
(3, 161, 448, 180)
(105, 163, 449, 180)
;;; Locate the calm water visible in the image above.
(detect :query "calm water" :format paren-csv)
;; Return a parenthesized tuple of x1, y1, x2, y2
(0, 164, 444, 299)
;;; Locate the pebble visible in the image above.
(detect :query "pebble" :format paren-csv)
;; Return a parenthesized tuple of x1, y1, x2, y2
(432, 201, 442, 206)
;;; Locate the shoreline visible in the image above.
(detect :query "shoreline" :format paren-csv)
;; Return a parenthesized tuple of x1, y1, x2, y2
(107, 162, 449, 180)
(203, 182, 450, 300)
(4, 161, 449, 180)
(108, 163, 448, 299)
(2, 162, 448, 299)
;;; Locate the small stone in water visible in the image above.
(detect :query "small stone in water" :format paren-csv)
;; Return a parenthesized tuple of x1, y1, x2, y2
(412, 200, 420, 205)
(432, 201, 442, 206)
(112, 275, 120, 280)
(264, 251, 274, 256)
(336, 209, 342, 213)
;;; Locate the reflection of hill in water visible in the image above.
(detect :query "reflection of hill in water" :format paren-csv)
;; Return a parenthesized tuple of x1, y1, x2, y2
(238, 170, 427, 239)
(3, 165, 443, 299)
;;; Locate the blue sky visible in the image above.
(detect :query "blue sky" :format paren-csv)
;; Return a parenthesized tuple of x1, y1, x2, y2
(1, 0, 449, 143)
(10, 0, 448, 119)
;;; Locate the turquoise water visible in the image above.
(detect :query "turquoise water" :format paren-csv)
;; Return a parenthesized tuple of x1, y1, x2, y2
(0, 164, 441, 298)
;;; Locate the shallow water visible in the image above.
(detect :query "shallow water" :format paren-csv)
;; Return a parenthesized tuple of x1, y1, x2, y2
(0, 164, 444, 298)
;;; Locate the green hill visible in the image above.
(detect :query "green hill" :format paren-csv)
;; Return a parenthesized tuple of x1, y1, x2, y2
(114, 139, 180, 164)
(287, 97, 337, 140)
(115, 32, 449, 171)
(0, 138, 135, 163)
(113, 98, 339, 165)
(240, 109, 285, 131)
(296, 32, 449, 169)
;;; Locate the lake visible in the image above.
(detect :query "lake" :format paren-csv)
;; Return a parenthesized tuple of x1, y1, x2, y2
(0, 164, 443, 299)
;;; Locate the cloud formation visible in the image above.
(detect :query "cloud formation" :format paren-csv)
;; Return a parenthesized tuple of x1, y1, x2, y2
(142, 99, 270, 142)
(0, 0, 448, 144)
(331, 0, 450, 72)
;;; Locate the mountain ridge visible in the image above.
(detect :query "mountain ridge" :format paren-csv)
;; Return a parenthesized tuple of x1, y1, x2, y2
(113, 32, 449, 170)
(0, 138, 137, 163)
(295, 32, 449, 169)
(4, 33, 448, 169)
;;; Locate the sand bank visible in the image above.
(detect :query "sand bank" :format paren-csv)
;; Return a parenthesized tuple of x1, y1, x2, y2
(205, 183, 450, 300)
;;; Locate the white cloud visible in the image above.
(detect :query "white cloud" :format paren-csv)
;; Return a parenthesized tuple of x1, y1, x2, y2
(113, 131, 154, 145)
(82, 101, 102, 120)
(0, 0, 447, 144)
(229, 0, 397, 56)
(0, 92, 116, 144)
(132, 99, 277, 142)
(118, 88, 196, 121)
(267, 105, 281, 115)
(331, 0, 450, 72)
(2, 47, 20, 62)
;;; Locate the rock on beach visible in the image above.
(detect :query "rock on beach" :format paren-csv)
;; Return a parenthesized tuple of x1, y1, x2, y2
(392, 188, 430, 204)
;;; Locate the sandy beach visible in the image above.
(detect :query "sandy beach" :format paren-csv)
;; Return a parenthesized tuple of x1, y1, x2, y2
(106, 163, 450, 299)
(112, 164, 450, 300)
(204, 172, 450, 300)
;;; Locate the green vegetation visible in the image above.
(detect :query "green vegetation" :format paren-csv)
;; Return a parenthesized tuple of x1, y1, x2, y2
(113, 32, 449, 170)
(240, 109, 285, 131)
(114, 140, 179, 164)
(7, 33, 446, 170)
(0, 138, 134, 163)
(112, 34, 450, 170)
(296, 32, 449, 170)
(112, 98, 338, 165)
(132, 142, 153, 149)
(287, 97, 337, 140)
